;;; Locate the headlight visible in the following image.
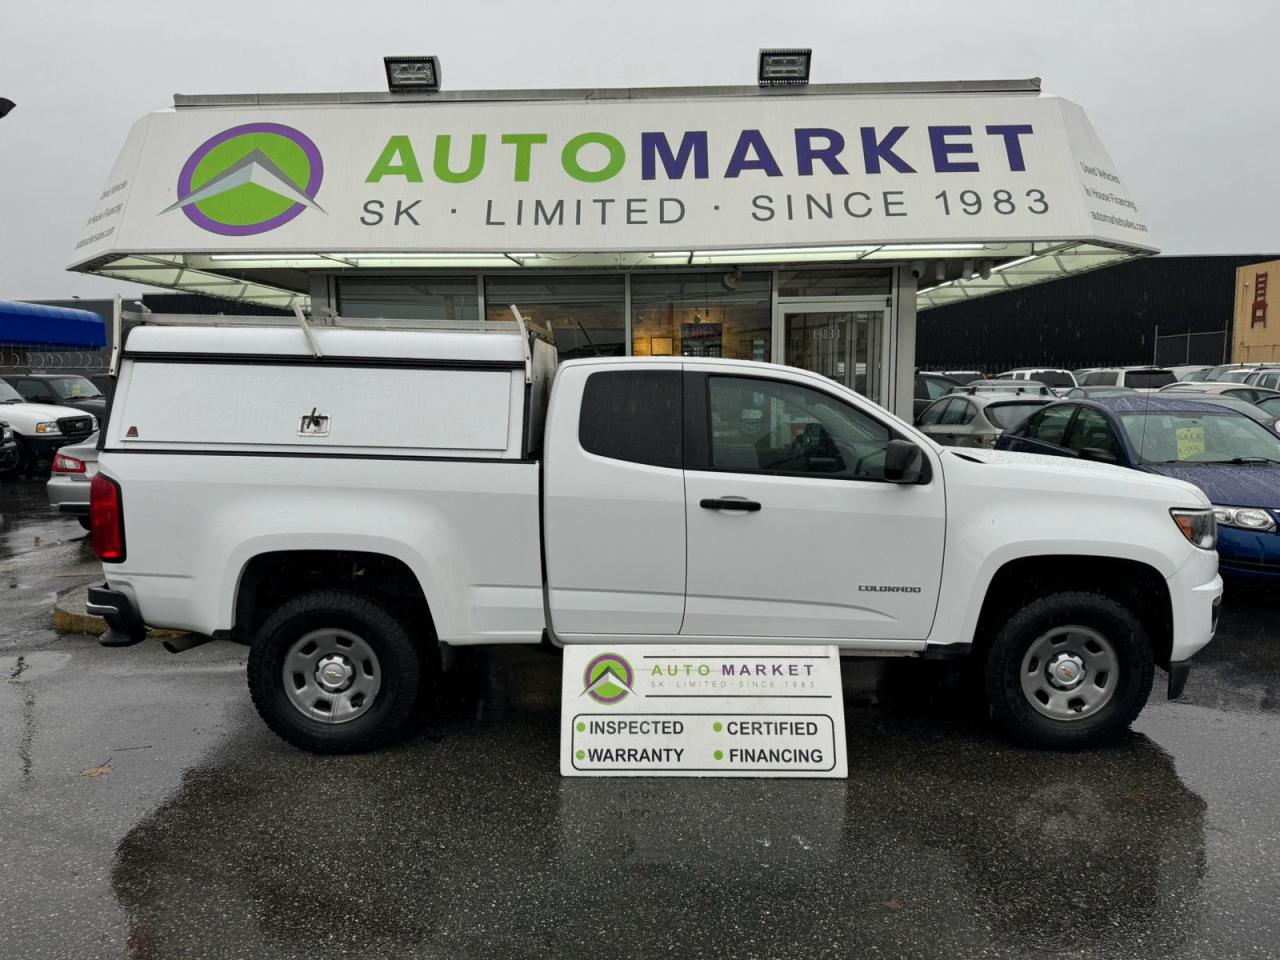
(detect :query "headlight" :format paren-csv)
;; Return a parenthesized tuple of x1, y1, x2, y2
(1212, 505, 1277, 533)
(34, 421, 61, 435)
(1, 426, 10, 441)
(1171, 508, 1217, 550)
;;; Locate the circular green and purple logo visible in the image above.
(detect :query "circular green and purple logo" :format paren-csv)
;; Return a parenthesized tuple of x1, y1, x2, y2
(582, 652, 634, 705)
(164, 122, 324, 236)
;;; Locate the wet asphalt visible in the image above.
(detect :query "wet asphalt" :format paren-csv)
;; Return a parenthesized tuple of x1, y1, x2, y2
(1, 479, 1279, 959)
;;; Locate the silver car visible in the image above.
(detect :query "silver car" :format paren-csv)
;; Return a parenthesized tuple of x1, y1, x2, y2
(916, 394, 1052, 448)
(45, 431, 99, 530)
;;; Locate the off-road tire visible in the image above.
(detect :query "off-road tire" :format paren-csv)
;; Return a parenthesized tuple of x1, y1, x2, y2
(985, 591, 1154, 749)
(247, 590, 423, 754)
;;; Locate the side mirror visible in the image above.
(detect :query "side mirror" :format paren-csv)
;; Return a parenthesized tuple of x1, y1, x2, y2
(884, 439, 925, 484)
(1079, 446, 1118, 464)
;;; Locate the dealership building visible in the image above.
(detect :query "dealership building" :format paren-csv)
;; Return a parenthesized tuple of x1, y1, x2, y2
(70, 69, 1153, 418)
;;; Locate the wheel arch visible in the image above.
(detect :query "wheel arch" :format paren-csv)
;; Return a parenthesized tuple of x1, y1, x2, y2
(971, 555, 1174, 668)
(233, 549, 438, 650)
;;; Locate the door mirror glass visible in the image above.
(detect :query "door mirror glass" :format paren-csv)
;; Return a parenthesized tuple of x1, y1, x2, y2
(884, 439, 925, 483)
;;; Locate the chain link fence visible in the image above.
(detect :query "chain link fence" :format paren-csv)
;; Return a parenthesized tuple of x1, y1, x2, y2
(1153, 329, 1228, 367)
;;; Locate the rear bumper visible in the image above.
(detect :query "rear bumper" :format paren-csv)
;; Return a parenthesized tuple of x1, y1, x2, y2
(47, 473, 90, 512)
(87, 583, 146, 646)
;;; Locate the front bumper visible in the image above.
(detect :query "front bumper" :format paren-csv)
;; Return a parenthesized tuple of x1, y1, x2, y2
(1217, 526, 1280, 580)
(1165, 547, 1222, 696)
(87, 583, 146, 646)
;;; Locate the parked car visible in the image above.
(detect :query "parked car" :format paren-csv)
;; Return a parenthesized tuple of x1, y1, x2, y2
(1244, 367, 1280, 390)
(1204, 363, 1264, 382)
(2, 373, 107, 421)
(89, 315, 1221, 754)
(914, 371, 960, 420)
(915, 393, 1051, 447)
(1170, 365, 1212, 382)
(46, 431, 99, 530)
(1158, 382, 1280, 406)
(998, 395, 1280, 580)
(995, 368, 1077, 393)
(1077, 367, 1178, 391)
(0, 379, 97, 476)
(0, 421, 18, 474)
(1257, 396, 1280, 419)
(950, 379, 1054, 397)
(1064, 386, 1137, 399)
(1072, 367, 1097, 380)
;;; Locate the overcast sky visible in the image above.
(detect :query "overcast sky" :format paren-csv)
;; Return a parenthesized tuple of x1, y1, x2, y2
(1, 0, 1277, 301)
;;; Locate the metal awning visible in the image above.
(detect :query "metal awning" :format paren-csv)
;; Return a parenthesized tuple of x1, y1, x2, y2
(69, 79, 1156, 312)
(0, 300, 107, 347)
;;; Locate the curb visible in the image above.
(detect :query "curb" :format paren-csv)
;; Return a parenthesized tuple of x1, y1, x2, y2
(53, 583, 183, 639)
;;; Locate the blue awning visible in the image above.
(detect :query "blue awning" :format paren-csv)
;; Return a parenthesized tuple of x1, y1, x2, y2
(0, 301, 107, 348)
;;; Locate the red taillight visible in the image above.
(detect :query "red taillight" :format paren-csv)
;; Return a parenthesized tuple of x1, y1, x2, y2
(90, 474, 125, 562)
(52, 453, 86, 474)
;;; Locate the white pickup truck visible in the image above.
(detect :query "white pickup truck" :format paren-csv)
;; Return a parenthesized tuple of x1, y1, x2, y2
(87, 312, 1222, 753)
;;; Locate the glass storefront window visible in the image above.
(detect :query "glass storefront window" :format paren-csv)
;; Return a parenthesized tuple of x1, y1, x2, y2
(338, 276, 479, 321)
(631, 272, 771, 362)
(485, 275, 625, 359)
(783, 310, 883, 400)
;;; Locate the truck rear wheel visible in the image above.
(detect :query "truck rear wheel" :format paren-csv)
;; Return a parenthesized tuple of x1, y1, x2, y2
(247, 590, 423, 754)
(984, 591, 1153, 749)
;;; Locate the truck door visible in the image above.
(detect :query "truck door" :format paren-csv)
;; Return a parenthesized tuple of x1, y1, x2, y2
(542, 364, 686, 636)
(681, 368, 945, 643)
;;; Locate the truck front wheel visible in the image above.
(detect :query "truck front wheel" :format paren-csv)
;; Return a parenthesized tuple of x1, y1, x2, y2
(247, 590, 423, 754)
(985, 591, 1154, 749)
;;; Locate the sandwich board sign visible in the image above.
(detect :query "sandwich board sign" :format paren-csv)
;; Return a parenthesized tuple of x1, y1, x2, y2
(560, 645, 847, 778)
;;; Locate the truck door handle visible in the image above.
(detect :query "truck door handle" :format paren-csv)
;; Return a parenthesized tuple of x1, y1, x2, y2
(700, 498, 761, 512)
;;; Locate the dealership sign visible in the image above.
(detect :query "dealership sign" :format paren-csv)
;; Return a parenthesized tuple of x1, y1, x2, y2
(72, 93, 1152, 264)
(560, 644, 848, 778)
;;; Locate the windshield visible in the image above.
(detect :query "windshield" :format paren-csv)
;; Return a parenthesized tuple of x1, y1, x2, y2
(1221, 370, 1255, 383)
(1126, 370, 1177, 389)
(986, 401, 1046, 429)
(47, 376, 104, 400)
(1119, 411, 1280, 464)
(1258, 396, 1280, 416)
(0, 382, 23, 403)
(1032, 371, 1075, 388)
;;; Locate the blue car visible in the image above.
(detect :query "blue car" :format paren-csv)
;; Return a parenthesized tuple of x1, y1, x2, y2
(997, 395, 1280, 580)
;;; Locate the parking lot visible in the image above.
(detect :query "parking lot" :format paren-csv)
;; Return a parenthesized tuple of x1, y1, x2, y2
(0, 479, 1275, 959)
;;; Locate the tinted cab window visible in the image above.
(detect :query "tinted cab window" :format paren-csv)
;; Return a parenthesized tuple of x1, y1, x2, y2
(13, 379, 56, 402)
(579, 370, 682, 467)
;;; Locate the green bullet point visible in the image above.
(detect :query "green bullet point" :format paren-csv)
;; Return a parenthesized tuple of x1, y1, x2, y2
(713, 722, 722, 732)
(714, 750, 724, 761)
(575, 749, 585, 760)
(576, 722, 585, 732)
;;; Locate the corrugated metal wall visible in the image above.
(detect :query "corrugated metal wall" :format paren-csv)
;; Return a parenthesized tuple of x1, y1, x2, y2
(917, 255, 1280, 372)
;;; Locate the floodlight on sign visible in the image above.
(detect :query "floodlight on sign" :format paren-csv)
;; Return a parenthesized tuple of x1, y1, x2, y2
(757, 49, 811, 86)
(384, 56, 441, 93)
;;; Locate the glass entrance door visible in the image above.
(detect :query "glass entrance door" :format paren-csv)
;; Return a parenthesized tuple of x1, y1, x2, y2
(781, 306, 886, 404)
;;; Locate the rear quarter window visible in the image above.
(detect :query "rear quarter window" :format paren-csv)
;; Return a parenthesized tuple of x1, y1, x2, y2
(1125, 370, 1177, 389)
(579, 369, 682, 468)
